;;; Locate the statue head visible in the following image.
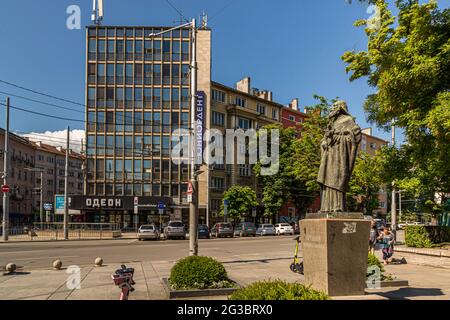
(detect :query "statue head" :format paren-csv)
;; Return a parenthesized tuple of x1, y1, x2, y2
(330, 100, 349, 119)
(332, 101, 349, 113)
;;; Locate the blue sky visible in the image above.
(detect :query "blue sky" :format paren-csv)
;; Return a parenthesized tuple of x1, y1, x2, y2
(0, 0, 449, 143)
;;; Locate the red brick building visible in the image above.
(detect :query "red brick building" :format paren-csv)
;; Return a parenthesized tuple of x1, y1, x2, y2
(280, 99, 307, 136)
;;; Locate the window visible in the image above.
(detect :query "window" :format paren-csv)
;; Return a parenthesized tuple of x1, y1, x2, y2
(238, 118, 251, 130)
(88, 39, 96, 53)
(162, 136, 170, 156)
(124, 136, 133, 156)
(211, 177, 225, 191)
(272, 109, 279, 120)
(212, 90, 226, 103)
(239, 164, 251, 177)
(288, 115, 295, 121)
(370, 142, 377, 150)
(212, 111, 225, 126)
(235, 97, 247, 108)
(257, 104, 266, 115)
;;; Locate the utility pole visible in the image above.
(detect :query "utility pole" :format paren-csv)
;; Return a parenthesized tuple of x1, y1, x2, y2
(189, 18, 199, 257)
(391, 124, 397, 238)
(2, 97, 10, 241)
(39, 170, 43, 229)
(63, 126, 70, 240)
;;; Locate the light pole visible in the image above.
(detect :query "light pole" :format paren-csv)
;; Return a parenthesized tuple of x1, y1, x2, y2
(148, 19, 199, 256)
(25, 168, 44, 229)
(391, 124, 397, 238)
(2, 97, 10, 241)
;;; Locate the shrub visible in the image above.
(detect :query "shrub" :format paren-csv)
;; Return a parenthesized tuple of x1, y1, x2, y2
(367, 253, 393, 281)
(367, 253, 385, 274)
(405, 225, 450, 248)
(229, 280, 329, 300)
(169, 256, 233, 290)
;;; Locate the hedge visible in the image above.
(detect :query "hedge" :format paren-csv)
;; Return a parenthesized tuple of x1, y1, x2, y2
(169, 256, 234, 290)
(405, 225, 450, 248)
(229, 280, 329, 300)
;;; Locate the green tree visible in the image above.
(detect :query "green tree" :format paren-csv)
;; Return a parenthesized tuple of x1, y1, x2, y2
(220, 186, 258, 222)
(255, 95, 335, 218)
(342, 0, 450, 218)
(348, 152, 384, 215)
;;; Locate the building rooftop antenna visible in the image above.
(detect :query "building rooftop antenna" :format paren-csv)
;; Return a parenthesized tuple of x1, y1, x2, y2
(92, 0, 104, 25)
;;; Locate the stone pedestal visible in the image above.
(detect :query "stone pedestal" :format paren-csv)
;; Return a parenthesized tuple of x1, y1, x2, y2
(300, 218, 371, 297)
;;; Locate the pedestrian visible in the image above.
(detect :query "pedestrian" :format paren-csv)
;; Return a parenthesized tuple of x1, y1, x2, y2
(378, 227, 395, 265)
(368, 220, 378, 254)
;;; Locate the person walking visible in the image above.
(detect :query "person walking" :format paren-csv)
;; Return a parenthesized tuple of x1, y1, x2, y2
(378, 227, 395, 265)
(369, 220, 378, 254)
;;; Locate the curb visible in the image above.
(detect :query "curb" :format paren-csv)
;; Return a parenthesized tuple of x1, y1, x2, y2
(396, 247, 450, 258)
(162, 278, 239, 299)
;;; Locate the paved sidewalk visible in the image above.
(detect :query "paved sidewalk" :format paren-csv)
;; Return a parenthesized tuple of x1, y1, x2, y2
(1, 250, 449, 300)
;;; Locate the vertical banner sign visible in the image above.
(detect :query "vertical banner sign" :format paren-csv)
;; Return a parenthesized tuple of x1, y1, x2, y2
(195, 91, 206, 165)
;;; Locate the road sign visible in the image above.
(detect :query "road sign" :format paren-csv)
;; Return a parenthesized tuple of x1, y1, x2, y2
(134, 197, 139, 206)
(187, 182, 194, 195)
(187, 194, 193, 203)
(1, 185, 10, 193)
(159, 209, 164, 215)
(224, 199, 229, 207)
(43, 203, 53, 211)
(158, 202, 165, 210)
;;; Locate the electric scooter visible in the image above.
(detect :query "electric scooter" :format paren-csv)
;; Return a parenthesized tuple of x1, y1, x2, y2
(111, 265, 136, 300)
(290, 236, 304, 274)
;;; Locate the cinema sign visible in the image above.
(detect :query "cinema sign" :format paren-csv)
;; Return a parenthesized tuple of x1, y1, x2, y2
(86, 198, 123, 209)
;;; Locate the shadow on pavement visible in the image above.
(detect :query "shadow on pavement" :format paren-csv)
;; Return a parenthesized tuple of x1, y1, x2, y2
(2, 271, 31, 276)
(377, 287, 444, 300)
(222, 257, 291, 265)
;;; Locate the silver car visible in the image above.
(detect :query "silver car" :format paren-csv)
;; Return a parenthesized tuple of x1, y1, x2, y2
(256, 224, 276, 236)
(137, 224, 160, 241)
(164, 221, 186, 240)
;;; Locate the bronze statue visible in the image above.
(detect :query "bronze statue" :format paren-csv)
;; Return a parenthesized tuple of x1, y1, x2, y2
(317, 101, 362, 213)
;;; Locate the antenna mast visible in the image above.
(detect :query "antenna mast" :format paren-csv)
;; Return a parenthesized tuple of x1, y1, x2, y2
(92, 0, 104, 25)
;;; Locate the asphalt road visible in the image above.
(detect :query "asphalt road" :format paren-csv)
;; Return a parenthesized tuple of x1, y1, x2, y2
(0, 236, 296, 270)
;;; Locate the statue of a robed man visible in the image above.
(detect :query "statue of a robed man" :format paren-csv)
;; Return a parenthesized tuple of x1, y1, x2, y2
(317, 101, 362, 213)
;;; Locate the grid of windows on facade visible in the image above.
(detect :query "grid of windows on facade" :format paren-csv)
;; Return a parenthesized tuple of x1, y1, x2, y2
(86, 27, 192, 199)
(212, 89, 226, 103)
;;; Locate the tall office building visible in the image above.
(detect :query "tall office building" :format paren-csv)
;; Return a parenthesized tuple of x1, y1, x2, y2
(72, 25, 211, 228)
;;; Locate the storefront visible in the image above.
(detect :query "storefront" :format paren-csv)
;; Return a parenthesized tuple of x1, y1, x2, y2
(68, 196, 179, 229)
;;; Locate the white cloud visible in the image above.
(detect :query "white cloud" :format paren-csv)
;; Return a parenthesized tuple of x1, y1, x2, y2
(20, 129, 85, 153)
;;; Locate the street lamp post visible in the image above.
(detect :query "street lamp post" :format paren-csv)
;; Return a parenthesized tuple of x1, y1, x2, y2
(148, 19, 199, 256)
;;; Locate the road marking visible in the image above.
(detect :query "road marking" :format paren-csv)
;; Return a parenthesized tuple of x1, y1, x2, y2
(128, 240, 139, 244)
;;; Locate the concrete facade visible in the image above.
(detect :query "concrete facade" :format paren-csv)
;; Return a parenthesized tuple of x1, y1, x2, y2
(0, 129, 36, 224)
(32, 142, 84, 221)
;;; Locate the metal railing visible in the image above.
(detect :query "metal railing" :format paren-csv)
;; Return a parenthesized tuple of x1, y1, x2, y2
(0, 223, 121, 242)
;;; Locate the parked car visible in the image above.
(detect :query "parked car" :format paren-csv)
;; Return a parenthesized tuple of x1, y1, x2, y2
(164, 221, 186, 240)
(234, 222, 257, 237)
(198, 224, 210, 239)
(210, 223, 234, 238)
(256, 224, 276, 236)
(137, 224, 160, 241)
(275, 223, 294, 236)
